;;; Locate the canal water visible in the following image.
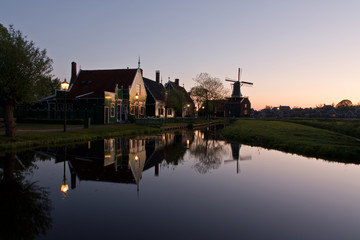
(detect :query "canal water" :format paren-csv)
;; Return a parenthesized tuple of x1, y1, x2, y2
(1, 127, 360, 239)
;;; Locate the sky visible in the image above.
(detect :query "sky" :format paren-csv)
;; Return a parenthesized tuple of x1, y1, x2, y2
(1, 0, 359, 110)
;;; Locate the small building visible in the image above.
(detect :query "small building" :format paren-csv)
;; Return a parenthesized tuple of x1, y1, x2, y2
(39, 62, 147, 124)
(143, 70, 174, 118)
(198, 100, 226, 118)
(165, 78, 195, 117)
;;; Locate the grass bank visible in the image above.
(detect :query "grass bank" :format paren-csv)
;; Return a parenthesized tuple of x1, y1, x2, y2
(0, 124, 161, 152)
(286, 119, 360, 139)
(221, 119, 360, 163)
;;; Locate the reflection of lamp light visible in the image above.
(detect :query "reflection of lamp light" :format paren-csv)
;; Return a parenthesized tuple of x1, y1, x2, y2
(201, 132, 204, 139)
(105, 96, 112, 99)
(186, 139, 190, 148)
(61, 183, 69, 194)
(61, 146, 69, 195)
(135, 155, 139, 161)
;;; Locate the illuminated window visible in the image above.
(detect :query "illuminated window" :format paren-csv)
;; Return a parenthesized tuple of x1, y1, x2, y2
(168, 109, 172, 116)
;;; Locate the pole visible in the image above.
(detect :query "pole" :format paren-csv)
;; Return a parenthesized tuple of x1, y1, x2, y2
(64, 90, 67, 132)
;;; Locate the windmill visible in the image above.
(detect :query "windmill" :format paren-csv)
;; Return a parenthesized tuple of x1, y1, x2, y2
(224, 143, 252, 174)
(225, 68, 253, 98)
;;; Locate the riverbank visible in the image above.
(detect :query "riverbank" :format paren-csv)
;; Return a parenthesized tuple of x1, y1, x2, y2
(0, 120, 222, 152)
(221, 119, 360, 163)
(0, 124, 161, 152)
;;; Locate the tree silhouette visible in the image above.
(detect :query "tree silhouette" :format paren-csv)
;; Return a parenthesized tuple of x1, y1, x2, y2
(0, 152, 52, 239)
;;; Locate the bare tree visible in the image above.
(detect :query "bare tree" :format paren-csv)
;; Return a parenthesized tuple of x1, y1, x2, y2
(191, 73, 229, 116)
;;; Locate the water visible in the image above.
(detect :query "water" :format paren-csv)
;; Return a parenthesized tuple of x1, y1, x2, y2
(1, 128, 360, 239)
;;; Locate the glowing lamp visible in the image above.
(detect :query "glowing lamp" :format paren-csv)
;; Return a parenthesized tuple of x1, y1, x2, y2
(61, 184, 69, 194)
(135, 94, 139, 100)
(135, 155, 139, 161)
(187, 104, 190, 107)
(186, 139, 190, 148)
(61, 79, 69, 91)
(202, 106, 205, 109)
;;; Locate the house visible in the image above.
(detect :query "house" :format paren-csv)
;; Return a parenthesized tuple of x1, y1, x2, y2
(39, 62, 147, 124)
(198, 100, 226, 118)
(164, 78, 195, 117)
(143, 70, 174, 118)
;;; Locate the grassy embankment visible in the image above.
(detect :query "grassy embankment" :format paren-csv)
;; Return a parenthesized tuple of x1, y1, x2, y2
(221, 119, 360, 163)
(0, 124, 161, 152)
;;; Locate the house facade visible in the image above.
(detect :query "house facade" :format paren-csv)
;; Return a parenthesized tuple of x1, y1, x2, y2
(38, 62, 146, 124)
(164, 78, 195, 117)
(143, 71, 174, 118)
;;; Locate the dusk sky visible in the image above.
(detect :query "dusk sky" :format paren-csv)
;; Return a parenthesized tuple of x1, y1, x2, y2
(1, 0, 359, 110)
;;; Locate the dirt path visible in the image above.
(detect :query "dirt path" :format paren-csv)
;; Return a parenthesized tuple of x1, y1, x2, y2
(1, 126, 84, 134)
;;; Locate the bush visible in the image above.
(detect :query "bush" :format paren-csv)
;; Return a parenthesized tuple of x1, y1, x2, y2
(128, 115, 136, 123)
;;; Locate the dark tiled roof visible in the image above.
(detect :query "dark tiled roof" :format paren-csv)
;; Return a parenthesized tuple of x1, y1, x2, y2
(167, 81, 194, 104)
(143, 77, 164, 101)
(67, 68, 138, 99)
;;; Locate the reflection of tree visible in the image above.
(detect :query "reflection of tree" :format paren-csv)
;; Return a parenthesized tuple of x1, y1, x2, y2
(190, 130, 226, 174)
(0, 152, 52, 239)
(163, 134, 187, 166)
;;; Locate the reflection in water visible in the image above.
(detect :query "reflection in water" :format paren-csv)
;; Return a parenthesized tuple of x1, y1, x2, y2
(190, 130, 226, 174)
(224, 143, 252, 173)
(0, 152, 52, 240)
(36, 126, 246, 195)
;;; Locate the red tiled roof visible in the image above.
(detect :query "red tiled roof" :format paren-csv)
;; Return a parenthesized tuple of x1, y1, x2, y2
(66, 68, 138, 99)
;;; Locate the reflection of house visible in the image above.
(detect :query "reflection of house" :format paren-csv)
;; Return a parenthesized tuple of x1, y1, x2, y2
(165, 79, 195, 117)
(38, 62, 146, 124)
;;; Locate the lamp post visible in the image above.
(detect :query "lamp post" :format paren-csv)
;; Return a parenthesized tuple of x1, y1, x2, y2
(61, 79, 69, 132)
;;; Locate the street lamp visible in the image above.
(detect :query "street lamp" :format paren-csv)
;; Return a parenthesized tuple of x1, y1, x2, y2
(61, 79, 69, 132)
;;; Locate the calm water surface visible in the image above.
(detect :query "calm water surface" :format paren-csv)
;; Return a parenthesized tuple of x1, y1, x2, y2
(1, 128, 360, 239)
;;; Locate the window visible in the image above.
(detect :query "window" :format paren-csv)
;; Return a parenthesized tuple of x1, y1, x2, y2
(50, 103, 55, 110)
(58, 104, 63, 111)
(67, 104, 73, 111)
(244, 110, 248, 115)
(168, 109, 172, 116)
(158, 108, 164, 116)
(141, 106, 145, 115)
(110, 103, 115, 117)
(136, 84, 141, 96)
(245, 104, 247, 108)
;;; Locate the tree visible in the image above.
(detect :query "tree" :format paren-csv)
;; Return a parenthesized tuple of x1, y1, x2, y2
(165, 89, 186, 118)
(0, 24, 53, 137)
(34, 76, 60, 100)
(191, 73, 229, 117)
(336, 99, 352, 109)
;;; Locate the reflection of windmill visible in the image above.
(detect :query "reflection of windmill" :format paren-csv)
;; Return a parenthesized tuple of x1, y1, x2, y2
(224, 143, 252, 173)
(225, 68, 253, 98)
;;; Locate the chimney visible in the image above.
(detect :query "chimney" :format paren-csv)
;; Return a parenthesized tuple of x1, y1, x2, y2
(175, 78, 179, 86)
(70, 62, 77, 84)
(156, 70, 160, 83)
